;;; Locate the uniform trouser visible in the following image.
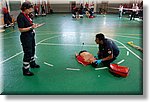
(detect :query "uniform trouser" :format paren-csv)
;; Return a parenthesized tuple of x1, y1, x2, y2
(4, 13, 12, 25)
(130, 11, 136, 20)
(42, 9, 46, 14)
(119, 11, 122, 17)
(20, 32, 35, 69)
(98, 51, 120, 67)
(91, 8, 94, 13)
(34, 10, 38, 16)
(101, 57, 117, 67)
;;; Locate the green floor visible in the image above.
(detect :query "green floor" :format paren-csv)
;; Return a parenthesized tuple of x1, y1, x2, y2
(0, 14, 143, 95)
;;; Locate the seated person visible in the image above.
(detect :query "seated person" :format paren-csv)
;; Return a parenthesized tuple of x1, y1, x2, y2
(85, 8, 94, 18)
(85, 10, 90, 18)
(89, 8, 93, 15)
(72, 7, 79, 18)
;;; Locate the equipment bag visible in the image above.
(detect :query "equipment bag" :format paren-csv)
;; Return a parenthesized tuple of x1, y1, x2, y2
(109, 64, 129, 77)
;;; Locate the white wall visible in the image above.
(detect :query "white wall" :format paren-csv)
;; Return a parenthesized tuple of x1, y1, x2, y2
(48, 0, 142, 4)
(5, 0, 143, 4)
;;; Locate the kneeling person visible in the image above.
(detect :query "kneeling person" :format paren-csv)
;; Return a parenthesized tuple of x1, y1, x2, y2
(94, 33, 120, 67)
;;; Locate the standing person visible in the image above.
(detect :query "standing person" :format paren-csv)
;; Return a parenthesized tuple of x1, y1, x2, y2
(119, 4, 123, 18)
(41, 3, 46, 16)
(130, 3, 139, 20)
(2, 6, 14, 28)
(90, 1, 94, 13)
(139, 1, 143, 19)
(123, 3, 127, 14)
(85, 2, 89, 11)
(17, 1, 40, 76)
(72, 6, 77, 18)
(79, 3, 84, 15)
(34, 4, 39, 17)
(92, 33, 120, 67)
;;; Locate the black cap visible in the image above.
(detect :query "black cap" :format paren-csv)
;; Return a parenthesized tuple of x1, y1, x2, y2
(21, 1, 33, 11)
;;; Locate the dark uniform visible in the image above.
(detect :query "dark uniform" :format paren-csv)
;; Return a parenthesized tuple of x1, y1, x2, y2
(98, 38, 119, 66)
(41, 4, 46, 15)
(17, 12, 36, 70)
(2, 7, 13, 27)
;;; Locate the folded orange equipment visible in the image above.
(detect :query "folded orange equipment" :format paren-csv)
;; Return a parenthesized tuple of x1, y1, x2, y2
(109, 64, 129, 77)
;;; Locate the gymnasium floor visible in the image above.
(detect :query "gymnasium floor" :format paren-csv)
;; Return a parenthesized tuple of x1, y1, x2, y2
(0, 14, 143, 95)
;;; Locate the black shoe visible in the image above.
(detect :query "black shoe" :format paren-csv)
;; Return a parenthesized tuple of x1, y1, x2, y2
(30, 64, 40, 68)
(30, 61, 40, 68)
(23, 68, 34, 76)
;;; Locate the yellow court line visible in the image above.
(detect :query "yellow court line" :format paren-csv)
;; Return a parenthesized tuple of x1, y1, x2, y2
(128, 34, 141, 36)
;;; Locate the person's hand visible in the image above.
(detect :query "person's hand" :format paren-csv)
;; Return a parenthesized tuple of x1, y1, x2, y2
(32, 24, 38, 29)
(94, 59, 102, 65)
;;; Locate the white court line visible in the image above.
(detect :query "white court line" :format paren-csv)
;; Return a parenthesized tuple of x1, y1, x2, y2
(36, 35, 62, 45)
(40, 43, 97, 47)
(66, 68, 80, 71)
(127, 51, 129, 56)
(44, 62, 54, 67)
(36, 32, 142, 42)
(117, 59, 125, 65)
(109, 35, 141, 40)
(0, 35, 61, 64)
(0, 51, 23, 64)
(109, 38, 143, 61)
(1, 34, 142, 64)
(39, 43, 125, 48)
(36, 31, 81, 36)
(95, 67, 108, 70)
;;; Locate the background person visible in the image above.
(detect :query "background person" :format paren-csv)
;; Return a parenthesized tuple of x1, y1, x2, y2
(2, 6, 14, 28)
(119, 4, 123, 18)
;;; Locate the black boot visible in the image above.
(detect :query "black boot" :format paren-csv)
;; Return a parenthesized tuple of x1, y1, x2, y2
(22, 67, 34, 76)
(30, 61, 40, 68)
